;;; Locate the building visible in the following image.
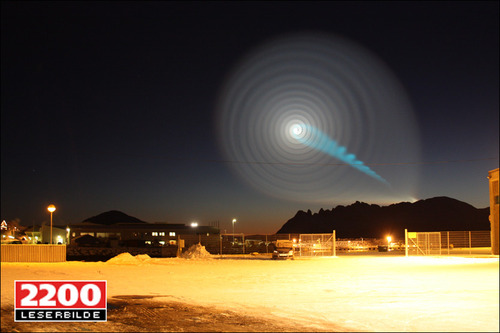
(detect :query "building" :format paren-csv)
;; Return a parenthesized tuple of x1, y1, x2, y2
(67, 221, 220, 248)
(22, 226, 42, 244)
(24, 225, 69, 244)
(488, 168, 499, 255)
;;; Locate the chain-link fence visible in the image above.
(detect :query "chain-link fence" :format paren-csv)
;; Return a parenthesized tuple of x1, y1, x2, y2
(406, 231, 442, 255)
(406, 230, 491, 256)
(176, 230, 492, 257)
(185, 233, 301, 255)
(297, 233, 336, 257)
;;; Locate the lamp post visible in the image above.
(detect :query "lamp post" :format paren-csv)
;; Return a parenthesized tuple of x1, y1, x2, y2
(66, 227, 70, 245)
(232, 219, 236, 244)
(47, 205, 56, 245)
(387, 235, 392, 251)
(191, 222, 199, 243)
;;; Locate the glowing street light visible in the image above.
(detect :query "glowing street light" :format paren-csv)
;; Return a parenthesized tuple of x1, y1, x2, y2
(47, 204, 56, 245)
(232, 219, 237, 244)
(387, 235, 392, 251)
(66, 227, 70, 245)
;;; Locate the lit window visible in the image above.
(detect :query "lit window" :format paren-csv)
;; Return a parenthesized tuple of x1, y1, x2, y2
(159, 241, 165, 245)
(145, 241, 152, 245)
(169, 232, 176, 237)
(169, 240, 176, 245)
(159, 232, 165, 236)
(152, 232, 158, 236)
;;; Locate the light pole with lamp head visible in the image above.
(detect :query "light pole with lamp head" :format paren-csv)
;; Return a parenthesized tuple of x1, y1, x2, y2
(232, 219, 236, 244)
(47, 205, 56, 245)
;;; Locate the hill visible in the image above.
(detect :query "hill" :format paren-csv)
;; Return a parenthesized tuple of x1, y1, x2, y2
(277, 197, 490, 239)
(82, 210, 146, 225)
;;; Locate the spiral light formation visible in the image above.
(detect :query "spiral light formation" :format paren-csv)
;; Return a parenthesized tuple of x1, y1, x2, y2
(291, 124, 387, 184)
(216, 33, 420, 205)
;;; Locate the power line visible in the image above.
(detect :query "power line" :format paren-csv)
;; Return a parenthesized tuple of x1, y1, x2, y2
(54, 149, 499, 167)
(215, 156, 499, 167)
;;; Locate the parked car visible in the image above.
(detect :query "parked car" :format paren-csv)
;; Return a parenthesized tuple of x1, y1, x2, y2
(377, 245, 388, 252)
(1, 239, 22, 244)
(73, 234, 101, 247)
(272, 239, 295, 260)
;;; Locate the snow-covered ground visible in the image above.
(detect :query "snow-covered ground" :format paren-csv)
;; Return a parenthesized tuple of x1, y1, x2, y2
(1, 251, 498, 332)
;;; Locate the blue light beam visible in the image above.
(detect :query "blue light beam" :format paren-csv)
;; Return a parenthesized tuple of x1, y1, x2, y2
(291, 124, 388, 184)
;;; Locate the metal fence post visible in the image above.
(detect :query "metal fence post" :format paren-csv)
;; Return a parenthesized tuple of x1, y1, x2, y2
(266, 234, 268, 254)
(299, 234, 302, 257)
(333, 230, 336, 257)
(469, 231, 472, 255)
(447, 231, 450, 256)
(405, 229, 408, 257)
(439, 232, 442, 255)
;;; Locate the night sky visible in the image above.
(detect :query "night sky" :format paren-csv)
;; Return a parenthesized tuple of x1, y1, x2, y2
(1, 1, 498, 234)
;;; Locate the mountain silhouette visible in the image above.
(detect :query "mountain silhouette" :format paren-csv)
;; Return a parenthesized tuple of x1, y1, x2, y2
(277, 197, 490, 239)
(82, 210, 146, 225)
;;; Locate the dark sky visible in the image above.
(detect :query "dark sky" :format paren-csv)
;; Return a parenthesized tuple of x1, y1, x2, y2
(1, 1, 498, 234)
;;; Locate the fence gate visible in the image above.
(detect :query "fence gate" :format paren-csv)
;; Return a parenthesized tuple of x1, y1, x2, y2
(298, 233, 336, 257)
(407, 232, 441, 255)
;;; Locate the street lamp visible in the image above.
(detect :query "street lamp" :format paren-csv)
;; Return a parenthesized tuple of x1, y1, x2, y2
(66, 227, 70, 245)
(232, 219, 237, 244)
(47, 204, 56, 245)
(387, 235, 392, 251)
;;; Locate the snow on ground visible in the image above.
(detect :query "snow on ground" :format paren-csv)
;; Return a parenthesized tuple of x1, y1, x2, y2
(2, 253, 498, 332)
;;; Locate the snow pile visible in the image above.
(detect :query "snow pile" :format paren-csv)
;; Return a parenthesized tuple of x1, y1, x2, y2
(135, 254, 151, 261)
(181, 243, 212, 259)
(106, 252, 151, 264)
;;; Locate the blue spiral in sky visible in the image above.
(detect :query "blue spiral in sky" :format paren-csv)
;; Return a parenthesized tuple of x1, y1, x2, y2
(216, 32, 421, 205)
(290, 123, 388, 184)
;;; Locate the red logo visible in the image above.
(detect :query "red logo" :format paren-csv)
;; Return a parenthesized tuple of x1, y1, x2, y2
(15, 280, 107, 322)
